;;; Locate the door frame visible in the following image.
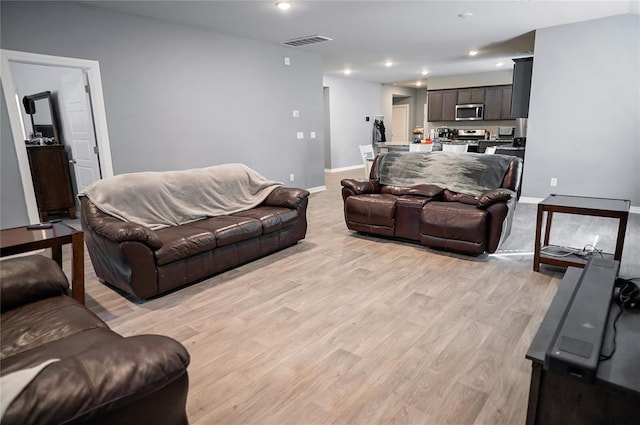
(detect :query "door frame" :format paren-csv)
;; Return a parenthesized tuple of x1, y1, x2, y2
(1, 49, 114, 224)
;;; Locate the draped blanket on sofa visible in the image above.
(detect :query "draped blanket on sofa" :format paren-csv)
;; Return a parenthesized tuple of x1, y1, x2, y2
(377, 151, 513, 197)
(80, 163, 282, 230)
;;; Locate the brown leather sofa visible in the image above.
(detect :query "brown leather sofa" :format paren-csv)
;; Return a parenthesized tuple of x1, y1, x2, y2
(341, 152, 522, 255)
(0, 255, 190, 424)
(80, 186, 309, 299)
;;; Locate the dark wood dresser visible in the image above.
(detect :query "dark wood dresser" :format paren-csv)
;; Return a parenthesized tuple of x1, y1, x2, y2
(26, 145, 76, 221)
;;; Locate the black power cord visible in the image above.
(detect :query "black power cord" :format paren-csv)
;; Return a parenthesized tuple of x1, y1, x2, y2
(599, 277, 640, 361)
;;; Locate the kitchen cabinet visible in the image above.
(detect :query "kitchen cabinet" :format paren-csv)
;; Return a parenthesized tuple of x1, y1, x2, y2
(27, 145, 76, 221)
(484, 85, 512, 120)
(427, 89, 457, 122)
(457, 88, 485, 104)
(511, 57, 533, 118)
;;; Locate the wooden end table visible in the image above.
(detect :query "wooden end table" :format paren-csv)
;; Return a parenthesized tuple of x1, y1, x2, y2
(533, 194, 631, 272)
(1, 223, 84, 304)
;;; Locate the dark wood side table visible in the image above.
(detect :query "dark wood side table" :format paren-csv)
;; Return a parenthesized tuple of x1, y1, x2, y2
(525, 267, 640, 425)
(0, 223, 84, 304)
(533, 194, 631, 272)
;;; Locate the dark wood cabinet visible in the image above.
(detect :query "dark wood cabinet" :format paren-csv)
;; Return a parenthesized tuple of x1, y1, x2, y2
(511, 57, 533, 118)
(501, 86, 512, 119)
(442, 90, 457, 121)
(457, 88, 485, 104)
(27, 145, 76, 221)
(484, 85, 512, 120)
(427, 91, 444, 121)
(427, 89, 457, 121)
(429, 85, 512, 122)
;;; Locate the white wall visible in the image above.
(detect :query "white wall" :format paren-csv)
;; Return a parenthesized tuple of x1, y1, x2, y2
(1, 1, 325, 229)
(381, 84, 419, 142)
(9, 62, 83, 140)
(524, 14, 640, 206)
(426, 70, 513, 90)
(322, 75, 382, 170)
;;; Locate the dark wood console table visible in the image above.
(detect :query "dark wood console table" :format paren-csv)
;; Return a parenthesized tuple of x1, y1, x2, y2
(525, 267, 640, 425)
(533, 194, 630, 272)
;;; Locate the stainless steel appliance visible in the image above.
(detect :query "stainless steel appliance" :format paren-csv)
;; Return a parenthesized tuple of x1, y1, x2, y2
(498, 127, 515, 138)
(456, 129, 486, 152)
(457, 129, 486, 141)
(436, 127, 453, 139)
(455, 104, 484, 121)
(514, 117, 528, 147)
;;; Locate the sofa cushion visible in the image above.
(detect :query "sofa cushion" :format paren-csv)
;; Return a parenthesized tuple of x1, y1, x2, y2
(442, 189, 478, 205)
(380, 184, 443, 198)
(0, 255, 70, 312)
(1, 296, 109, 361)
(477, 188, 513, 209)
(395, 196, 431, 240)
(154, 226, 217, 266)
(232, 206, 298, 234)
(344, 194, 397, 228)
(187, 216, 263, 247)
(420, 202, 487, 245)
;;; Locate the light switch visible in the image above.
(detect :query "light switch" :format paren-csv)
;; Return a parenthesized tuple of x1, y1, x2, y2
(310, 131, 316, 139)
(296, 132, 304, 139)
(284, 57, 291, 66)
(293, 110, 300, 118)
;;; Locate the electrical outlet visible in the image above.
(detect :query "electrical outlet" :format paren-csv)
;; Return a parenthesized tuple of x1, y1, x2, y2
(310, 131, 316, 139)
(296, 132, 304, 139)
(292, 110, 299, 118)
(284, 57, 291, 66)
(550, 178, 558, 187)
(289, 173, 294, 182)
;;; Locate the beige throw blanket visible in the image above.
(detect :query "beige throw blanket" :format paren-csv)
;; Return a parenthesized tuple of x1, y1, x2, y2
(80, 164, 283, 230)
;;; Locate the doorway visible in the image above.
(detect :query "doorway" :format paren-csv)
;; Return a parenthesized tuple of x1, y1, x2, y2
(1, 49, 113, 224)
(392, 104, 409, 142)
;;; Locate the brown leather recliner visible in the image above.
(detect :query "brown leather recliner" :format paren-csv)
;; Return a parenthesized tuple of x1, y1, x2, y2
(80, 186, 309, 300)
(341, 153, 522, 255)
(0, 255, 190, 424)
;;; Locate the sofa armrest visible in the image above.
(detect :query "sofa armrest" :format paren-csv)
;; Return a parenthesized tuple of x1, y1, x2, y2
(263, 186, 310, 209)
(3, 335, 190, 424)
(477, 189, 514, 209)
(0, 255, 70, 312)
(340, 179, 378, 195)
(80, 196, 162, 250)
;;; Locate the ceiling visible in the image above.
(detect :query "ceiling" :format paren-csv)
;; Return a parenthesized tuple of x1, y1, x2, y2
(84, 1, 637, 86)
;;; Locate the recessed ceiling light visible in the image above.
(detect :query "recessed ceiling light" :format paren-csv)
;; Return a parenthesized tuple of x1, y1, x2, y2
(468, 50, 478, 56)
(458, 12, 474, 19)
(421, 70, 429, 76)
(276, 1, 291, 10)
(344, 69, 352, 75)
(496, 62, 504, 67)
(416, 81, 422, 87)
(385, 61, 393, 67)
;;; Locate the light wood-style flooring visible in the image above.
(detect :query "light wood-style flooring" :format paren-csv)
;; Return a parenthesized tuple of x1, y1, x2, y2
(57, 168, 639, 424)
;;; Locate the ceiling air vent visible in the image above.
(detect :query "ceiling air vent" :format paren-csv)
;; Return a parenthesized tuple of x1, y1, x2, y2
(282, 35, 333, 47)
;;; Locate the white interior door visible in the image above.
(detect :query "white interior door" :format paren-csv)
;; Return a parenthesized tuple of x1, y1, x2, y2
(392, 104, 409, 142)
(60, 72, 101, 192)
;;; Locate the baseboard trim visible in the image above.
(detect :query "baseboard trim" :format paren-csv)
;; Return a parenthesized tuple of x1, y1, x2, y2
(307, 185, 326, 193)
(325, 165, 363, 173)
(518, 197, 544, 204)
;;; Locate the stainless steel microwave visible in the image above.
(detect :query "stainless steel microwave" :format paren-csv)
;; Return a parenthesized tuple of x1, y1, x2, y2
(455, 104, 484, 121)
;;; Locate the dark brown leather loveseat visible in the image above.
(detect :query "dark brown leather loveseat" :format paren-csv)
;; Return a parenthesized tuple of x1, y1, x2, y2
(0, 255, 190, 424)
(341, 151, 522, 255)
(80, 186, 309, 299)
